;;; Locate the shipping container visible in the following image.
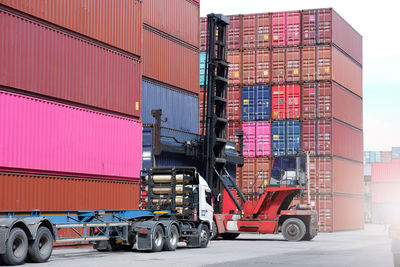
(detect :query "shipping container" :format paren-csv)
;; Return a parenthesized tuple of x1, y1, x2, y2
(271, 121, 301, 155)
(241, 85, 271, 121)
(372, 203, 400, 224)
(0, 91, 142, 180)
(0, 9, 141, 118)
(310, 194, 333, 232)
(364, 163, 372, 176)
(271, 47, 300, 83)
(256, 50, 271, 83)
(332, 194, 364, 231)
(380, 151, 392, 163)
(364, 151, 382, 163)
(240, 158, 271, 197)
(302, 8, 363, 65)
(0, 0, 142, 57)
(243, 14, 256, 49)
(256, 13, 271, 48)
(142, 27, 199, 94)
(227, 50, 242, 85)
(142, 79, 199, 133)
(143, 0, 199, 48)
(302, 119, 363, 162)
(302, 82, 363, 129)
(200, 52, 207, 86)
(272, 11, 301, 47)
(242, 122, 257, 157)
(392, 147, 400, 159)
(271, 85, 301, 120)
(0, 172, 139, 211)
(242, 121, 271, 157)
(301, 45, 362, 97)
(200, 17, 207, 51)
(371, 159, 400, 182)
(226, 121, 242, 144)
(371, 182, 400, 204)
(242, 50, 256, 85)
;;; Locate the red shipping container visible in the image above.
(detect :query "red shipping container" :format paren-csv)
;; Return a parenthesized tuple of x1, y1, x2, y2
(302, 8, 363, 65)
(227, 51, 242, 85)
(272, 11, 301, 46)
(226, 121, 242, 144)
(380, 151, 392, 163)
(240, 158, 271, 198)
(272, 85, 300, 119)
(272, 47, 300, 83)
(0, 9, 141, 118)
(272, 48, 285, 83)
(310, 194, 333, 232)
(371, 159, 400, 182)
(242, 50, 256, 85)
(0, 91, 142, 180)
(243, 14, 256, 49)
(143, 0, 199, 48)
(142, 28, 199, 94)
(371, 182, 400, 204)
(0, 172, 139, 211)
(200, 17, 207, 51)
(333, 195, 364, 231)
(302, 121, 317, 155)
(0, 0, 142, 57)
(301, 45, 363, 97)
(256, 13, 271, 48)
(302, 83, 318, 119)
(256, 50, 271, 84)
(226, 15, 242, 50)
(227, 86, 241, 121)
(271, 85, 285, 119)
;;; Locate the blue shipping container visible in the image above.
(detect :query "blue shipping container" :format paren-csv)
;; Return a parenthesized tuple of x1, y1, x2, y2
(392, 147, 400, 159)
(364, 152, 370, 163)
(142, 79, 199, 133)
(200, 52, 207, 86)
(272, 121, 301, 156)
(241, 85, 270, 121)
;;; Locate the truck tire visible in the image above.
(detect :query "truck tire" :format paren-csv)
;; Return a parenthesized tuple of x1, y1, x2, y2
(163, 225, 179, 251)
(199, 224, 210, 248)
(211, 221, 218, 240)
(28, 227, 53, 263)
(151, 225, 165, 252)
(0, 227, 29, 265)
(282, 218, 306, 242)
(220, 233, 240, 240)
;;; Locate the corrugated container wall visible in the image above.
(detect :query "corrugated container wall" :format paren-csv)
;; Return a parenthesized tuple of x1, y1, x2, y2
(371, 160, 400, 182)
(0, 9, 141, 118)
(143, 0, 199, 48)
(242, 85, 271, 121)
(0, 0, 142, 57)
(332, 195, 364, 231)
(142, 79, 199, 133)
(0, 91, 142, 180)
(0, 172, 139, 211)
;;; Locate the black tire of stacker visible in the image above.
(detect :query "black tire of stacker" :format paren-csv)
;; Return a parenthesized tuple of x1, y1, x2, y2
(0, 227, 29, 265)
(282, 218, 306, 242)
(220, 233, 240, 240)
(28, 226, 53, 263)
(199, 224, 210, 248)
(163, 225, 179, 251)
(151, 225, 165, 252)
(301, 231, 317, 241)
(211, 221, 218, 240)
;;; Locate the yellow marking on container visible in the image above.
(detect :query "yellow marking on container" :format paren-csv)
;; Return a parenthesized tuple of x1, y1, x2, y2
(273, 135, 279, 140)
(264, 180, 268, 186)
(154, 211, 168, 214)
(135, 102, 139, 110)
(243, 99, 249, 105)
(325, 67, 330, 73)
(294, 69, 299, 75)
(234, 72, 239, 77)
(273, 35, 278, 40)
(264, 35, 269, 40)
(263, 71, 268, 76)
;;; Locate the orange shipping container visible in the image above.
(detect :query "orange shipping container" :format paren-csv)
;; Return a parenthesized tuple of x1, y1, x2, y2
(143, 0, 199, 48)
(0, 0, 142, 57)
(371, 182, 400, 204)
(0, 172, 139, 211)
(142, 27, 199, 94)
(240, 158, 271, 197)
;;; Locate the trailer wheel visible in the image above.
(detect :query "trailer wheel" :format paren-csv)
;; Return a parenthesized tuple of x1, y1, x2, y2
(163, 225, 179, 251)
(220, 233, 240, 240)
(0, 227, 29, 265)
(199, 224, 210, 248)
(28, 227, 53, 263)
(282, 218, 306, 242)
(151, 225, 165, 252)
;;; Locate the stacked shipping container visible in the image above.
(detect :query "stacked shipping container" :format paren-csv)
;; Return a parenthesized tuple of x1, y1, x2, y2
(0, 2, 143, 216)
(200, 8, 363, 231)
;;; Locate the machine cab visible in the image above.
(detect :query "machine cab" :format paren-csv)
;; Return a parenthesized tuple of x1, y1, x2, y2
(270, 156, 306, 187)
(198, 175, 214, 230)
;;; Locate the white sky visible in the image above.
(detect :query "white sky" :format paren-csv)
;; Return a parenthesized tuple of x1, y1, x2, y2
(201, 0, 400, 151)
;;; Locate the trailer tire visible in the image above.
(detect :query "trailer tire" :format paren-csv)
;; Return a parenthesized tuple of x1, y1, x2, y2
(151, 225, 165, 252)
(28, 227, 53, 263)
(1, 227, 29, 265)
(282, 218, 306, 242)
(220, 233, 240, 240)
(163, 225, 179, 251)
(200, 224, 210, 248)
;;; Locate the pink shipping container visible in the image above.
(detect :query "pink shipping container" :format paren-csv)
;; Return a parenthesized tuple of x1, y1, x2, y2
(242, 122, 256, 157)
(271, 85, 301, 119)
(0, 0, 142, 57)
(272, 11, 301, 47)
(0, 91, 142, 180)
(143, 0, 199, 48)
(0, 9, 141, 118)
(371, 159, 400, 182)
(256, 121, 271, 156)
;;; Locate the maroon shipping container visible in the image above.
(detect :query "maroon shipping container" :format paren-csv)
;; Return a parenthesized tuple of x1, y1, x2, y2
(272, 47, 300, 83)
(302, 119, 363, 162)
(227, 50, 242, 85)
(227, 121, 242, 144)
(200, 86, 240, 121)
(243, 14, 256, 49)
(301, 45, 363, 97)
(256, 13, 271, 48)
(332, 195, 364, 231)
(371, 182, 400, 204)
(302, 82, 363, 129)
(272, 11, 301, 47)
(243, 50, 256, 85)
(0, 0, 142, 57)
(0, 172, 139, 211)
(310, 194, 333, 232)
(256, 50, 271, 84)
(200, 17, 207, 51)
(143, 0, 199, 48)
(272, 48, 285, 83)
(371, 160, 400, 182)
(142, 28, 199, 95)
(0, 8, 141, 118)
(302, 8, 362, 65)
(240, 158, 271, 197)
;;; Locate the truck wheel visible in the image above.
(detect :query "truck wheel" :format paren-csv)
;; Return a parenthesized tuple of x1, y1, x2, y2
(151, 225, 165, 252)
(199, 224, 210, 248)
(163, 225, 179, 251)
(0, 227, 29, 265)
(211, 221, 218, 240)
(220, 233, 240, 240)
(28, 227, 53, 263)
(282, 218, 306, 242)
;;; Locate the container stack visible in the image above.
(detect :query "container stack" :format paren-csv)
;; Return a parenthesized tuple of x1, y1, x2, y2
(0, 1, 142, 213)
(364, 148, 400, 223)
(200, 8, 363, 231)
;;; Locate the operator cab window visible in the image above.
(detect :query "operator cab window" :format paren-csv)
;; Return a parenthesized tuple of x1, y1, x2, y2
(205, 190, 212, 206)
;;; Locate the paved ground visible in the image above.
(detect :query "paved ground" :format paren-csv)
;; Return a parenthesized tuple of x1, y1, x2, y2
(1, 224, 395, 266)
